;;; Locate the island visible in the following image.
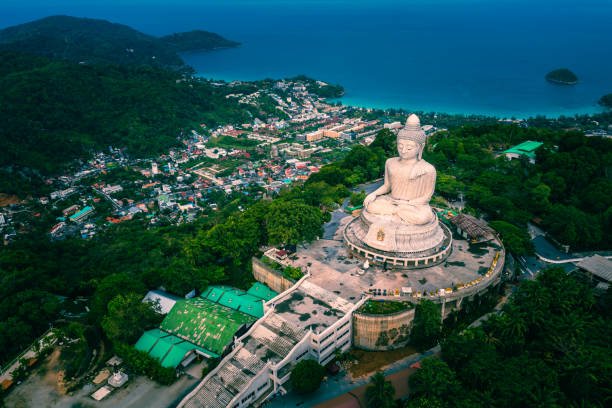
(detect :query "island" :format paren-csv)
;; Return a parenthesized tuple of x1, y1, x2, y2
(598, 93, 612, 109)
(545, 68, 578, 85)
(160, 30, 240, 52)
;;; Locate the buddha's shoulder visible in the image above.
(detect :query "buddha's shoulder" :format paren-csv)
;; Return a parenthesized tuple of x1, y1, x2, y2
(411, 160, 436, 178)
(418, 160, 436, 173)
(386, 157, 400, 165)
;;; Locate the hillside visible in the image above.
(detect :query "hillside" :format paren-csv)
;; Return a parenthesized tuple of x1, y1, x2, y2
(0, 52, 253, 173)
(0, 15, 239, 69)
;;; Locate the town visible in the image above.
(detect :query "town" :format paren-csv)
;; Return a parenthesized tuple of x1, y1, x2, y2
(0, 78, 438, 243)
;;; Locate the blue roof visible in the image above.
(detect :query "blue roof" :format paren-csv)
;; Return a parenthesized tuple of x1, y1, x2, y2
(69, 206, 94, 221)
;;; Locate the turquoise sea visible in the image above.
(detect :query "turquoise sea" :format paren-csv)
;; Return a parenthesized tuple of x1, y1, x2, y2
(2, 0, 612, 118)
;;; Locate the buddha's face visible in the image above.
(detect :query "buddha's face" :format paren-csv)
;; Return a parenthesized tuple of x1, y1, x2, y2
(397, 139, 420, 160)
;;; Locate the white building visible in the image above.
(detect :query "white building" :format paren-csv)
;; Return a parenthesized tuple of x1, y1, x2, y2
(177, 276, 366, 408)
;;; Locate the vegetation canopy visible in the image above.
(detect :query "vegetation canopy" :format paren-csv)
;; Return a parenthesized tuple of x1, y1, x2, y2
(290, 359, 325, 394)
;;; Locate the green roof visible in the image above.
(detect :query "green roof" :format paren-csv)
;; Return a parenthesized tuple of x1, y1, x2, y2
(134, 329, 219, 368)
(135, 283, 276, 367)
(201, 286, 226, 303)
(246, 282, 278, 302)
(134, 328, 168, 353)
(134, 329, 220, 368)
(200, 284, 276, 318)
(503, 141, 543, 159)
(162, 341, 211, 368)
(149, 335, 182, 361)
(160, 298, 254, 356)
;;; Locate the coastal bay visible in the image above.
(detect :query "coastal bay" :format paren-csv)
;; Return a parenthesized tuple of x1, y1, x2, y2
(3, 0, 612, 118)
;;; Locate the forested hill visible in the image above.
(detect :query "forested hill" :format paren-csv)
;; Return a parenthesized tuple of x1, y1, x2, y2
(0, 15, 239, 69)
(0, 51, 253, 173)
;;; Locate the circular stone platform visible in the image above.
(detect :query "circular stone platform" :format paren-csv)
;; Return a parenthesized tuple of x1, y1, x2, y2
(343, 217, 453, 268)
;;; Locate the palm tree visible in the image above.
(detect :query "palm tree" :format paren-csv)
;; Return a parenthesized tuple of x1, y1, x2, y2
(365, 372, 395, 408)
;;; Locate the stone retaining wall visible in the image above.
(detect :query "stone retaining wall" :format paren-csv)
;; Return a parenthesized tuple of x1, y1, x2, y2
(352, 308, 416, 351)
(252, 257, 295, 293)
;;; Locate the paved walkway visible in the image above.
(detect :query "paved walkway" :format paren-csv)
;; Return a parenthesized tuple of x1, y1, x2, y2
(0, 329, 56, 384)
(532, 235, 612, 264)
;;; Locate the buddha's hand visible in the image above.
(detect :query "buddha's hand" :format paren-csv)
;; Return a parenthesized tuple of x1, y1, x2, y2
(363, 192, 377, 208)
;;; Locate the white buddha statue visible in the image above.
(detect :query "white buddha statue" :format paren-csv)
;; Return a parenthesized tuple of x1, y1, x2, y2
(363, 114, 436, 226)
(344, 114, 447, 258)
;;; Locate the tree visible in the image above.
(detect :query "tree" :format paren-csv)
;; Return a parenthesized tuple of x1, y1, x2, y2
(365, 372, 395, 408)
(90, 273, 147, 323)
(543, 204, 603, 249)
(410, 300, 441, 351)
(489, 221, 533, 256)
(265, 201, 323, 245)
(408, 357, 460, 400)
(101, 293, 161, 344)
(290, 359, 325, 394)
(370, 128, 396, 157)
(349, 191, 366, 207)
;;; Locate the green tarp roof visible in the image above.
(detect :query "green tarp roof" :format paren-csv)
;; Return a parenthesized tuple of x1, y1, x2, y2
(134, 328, 168, 353)
(160, 298, 254, 356)
(134, 329, 219, 368)
(503, 141, 543, 158)
(200, 283, 277, 318)
(247, 282, 278, 301)
(134, 283, 277, 367)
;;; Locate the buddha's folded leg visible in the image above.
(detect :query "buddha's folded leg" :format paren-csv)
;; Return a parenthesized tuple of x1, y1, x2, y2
(396, 204, 434, 225)
(366, 196, 398, 215)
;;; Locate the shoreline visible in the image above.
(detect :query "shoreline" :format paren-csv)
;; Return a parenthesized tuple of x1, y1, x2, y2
(192, 73, 604, 120)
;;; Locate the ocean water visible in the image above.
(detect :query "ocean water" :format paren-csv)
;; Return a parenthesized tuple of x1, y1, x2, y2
(2, 0, 612, 118)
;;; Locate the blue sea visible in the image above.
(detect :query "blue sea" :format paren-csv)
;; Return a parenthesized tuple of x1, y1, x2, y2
(2, 0, 612, 118)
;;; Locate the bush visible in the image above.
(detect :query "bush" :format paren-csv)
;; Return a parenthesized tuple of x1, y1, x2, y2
(283, 266, 303, 281)
(290, 359, 325, 394)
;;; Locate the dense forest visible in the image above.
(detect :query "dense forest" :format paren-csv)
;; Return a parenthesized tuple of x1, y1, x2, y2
(407, 268, 612, 407)
(0, 15, 238, 69)
(0, 52, 260, 174)
(429, 125, 611, 250)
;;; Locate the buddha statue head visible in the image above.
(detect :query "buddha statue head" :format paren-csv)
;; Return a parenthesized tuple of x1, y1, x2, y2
(397, 114, 426, 161)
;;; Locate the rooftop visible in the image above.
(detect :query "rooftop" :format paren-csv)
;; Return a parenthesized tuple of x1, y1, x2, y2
(134, 328, 213, 367)
(142, 290, 180, 314)
(503, 140, 543, 159)
(160, 298, 254, 356)
(576, 255, 612, 282)
(272, 280, 354, 333)
(201, 283, 278, 318)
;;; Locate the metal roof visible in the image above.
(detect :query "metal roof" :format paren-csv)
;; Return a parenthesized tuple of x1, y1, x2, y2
(160, 298, 254, 356)
(576, 255, 612, 282)
(143, 290, 179, 314)
(134, 329, 218, 368)
(201, 284, 277, 318)
(246, 282, 278, 301)
(503, 140, 543, 158)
